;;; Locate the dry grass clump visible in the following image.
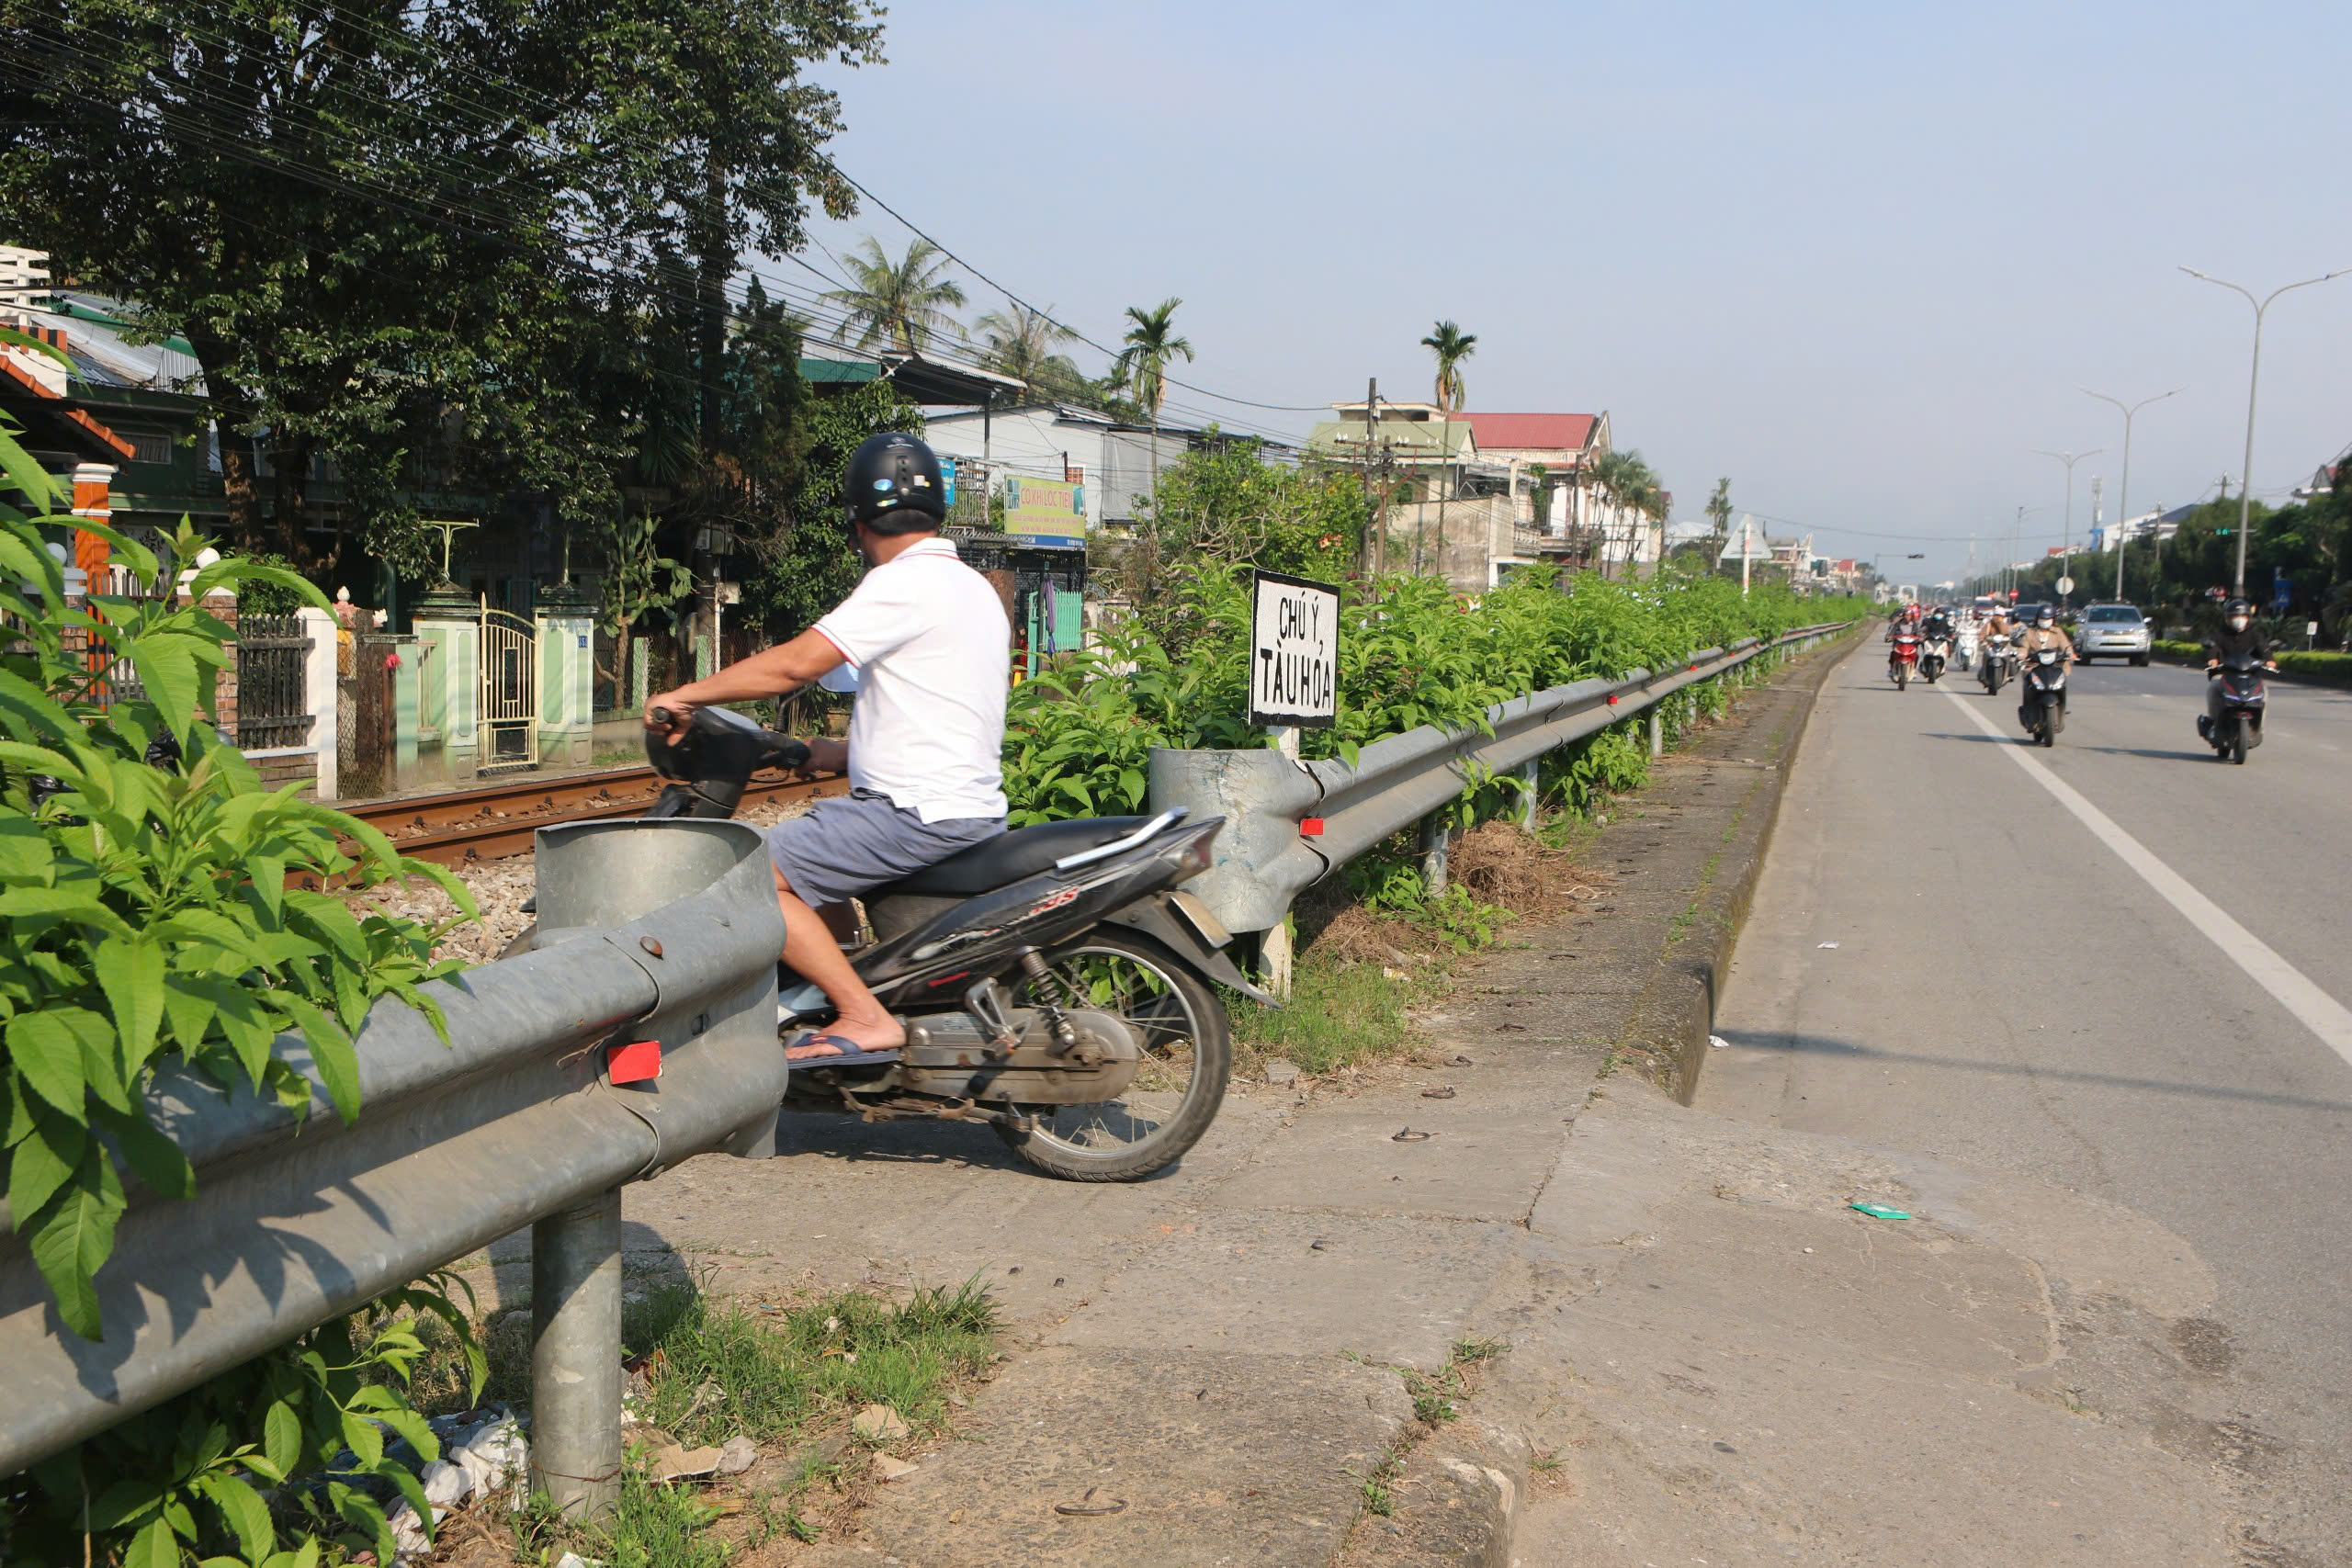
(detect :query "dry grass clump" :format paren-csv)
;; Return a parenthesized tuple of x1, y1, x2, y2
(1445, 819, 1606, 921)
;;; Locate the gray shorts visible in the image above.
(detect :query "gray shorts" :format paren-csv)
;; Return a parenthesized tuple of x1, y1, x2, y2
(767, 789, 1004, 908)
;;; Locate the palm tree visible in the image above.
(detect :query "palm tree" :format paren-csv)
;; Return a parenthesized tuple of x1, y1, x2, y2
(1420, 321, 1476, 414)
(1706, 478, 1733, 542)
(1114, 297, 1194, 504)
(974, 303, 1081, 394)
(1588, 449, 1666, 579)
(820, 237, 968, 354)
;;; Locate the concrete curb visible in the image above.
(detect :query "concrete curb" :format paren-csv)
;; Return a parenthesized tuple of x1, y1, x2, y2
(1344, 1409, 1530, 1568)
(1617, 626, 1862, 1104)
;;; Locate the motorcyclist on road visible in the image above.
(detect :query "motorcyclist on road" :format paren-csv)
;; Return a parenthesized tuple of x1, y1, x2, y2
(2016, 605, 2074, 662)
(1921, 605, 1956, 642)
(644, 433, 1011, 1066)
(2199, 598, 2278, 739)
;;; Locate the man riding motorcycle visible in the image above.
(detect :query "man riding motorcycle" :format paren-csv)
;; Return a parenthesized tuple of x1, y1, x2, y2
(2199, 598, 2278, 742)
(644, 433, 1010, 1067)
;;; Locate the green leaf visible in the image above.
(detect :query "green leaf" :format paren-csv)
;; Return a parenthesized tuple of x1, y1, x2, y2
(94, 936, 166, 1072)
(263, 1397, 302, 1475)
(125, 1516, 185, 1568)
(29, 1142, 126, 1339)
(285, 889, 367, 966)
(6, 1009, 93, 1114)
(338, 1407, 384, 1469)
(0, 813, 51, 882)
(195, 1472, 276, 1562)
(128, 638, 200, 739)
(247, 854, 286, 921)
(0, 886, 134, 938)
(98, 1105, 195, 1201)
(279, 996, 359, 1123)
(7, 1109, 85, 1221)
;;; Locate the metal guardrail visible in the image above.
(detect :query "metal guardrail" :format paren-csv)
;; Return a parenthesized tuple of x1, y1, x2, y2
(0, 818, 789, 1515)
(1149, 623, 1853, 934)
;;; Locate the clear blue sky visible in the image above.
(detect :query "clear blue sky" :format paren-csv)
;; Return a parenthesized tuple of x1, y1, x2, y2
(797, 1, 2352, 585)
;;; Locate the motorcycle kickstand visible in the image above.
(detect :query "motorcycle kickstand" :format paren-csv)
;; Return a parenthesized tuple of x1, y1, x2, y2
(963, 976, 1023, 1060)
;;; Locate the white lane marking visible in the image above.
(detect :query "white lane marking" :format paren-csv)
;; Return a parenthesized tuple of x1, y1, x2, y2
(1942, 687, 2352, 1069)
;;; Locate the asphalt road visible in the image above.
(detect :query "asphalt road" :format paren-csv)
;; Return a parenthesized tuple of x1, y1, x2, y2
(1705, 641, 2352, 1562)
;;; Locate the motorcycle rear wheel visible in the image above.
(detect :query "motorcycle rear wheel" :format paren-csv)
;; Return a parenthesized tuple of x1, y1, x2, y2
(992, 929, 1233, 1182)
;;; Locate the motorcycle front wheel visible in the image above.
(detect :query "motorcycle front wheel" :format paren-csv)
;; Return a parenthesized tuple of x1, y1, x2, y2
(993, 928, 1233, 1182)
(1895, 664, 1909, 689)
(2232, 718, 2249, 765)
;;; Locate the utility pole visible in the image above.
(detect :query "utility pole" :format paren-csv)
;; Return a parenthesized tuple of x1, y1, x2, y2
(2032, 448, 2101, 610)
(1361, 378, 1379, 577)
(1739, 513, 1753, 597)
(2181, 265, 2351, 595)
(2083, 385, 2181, 608)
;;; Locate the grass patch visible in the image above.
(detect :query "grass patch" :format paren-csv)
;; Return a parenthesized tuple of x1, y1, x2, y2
(1232, 942, 1438, 1077)
(626, 1276, 1001, 1446)
(412, 1276, 1001, 1566)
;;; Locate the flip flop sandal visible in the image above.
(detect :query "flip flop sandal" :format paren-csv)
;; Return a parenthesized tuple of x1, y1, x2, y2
(785, 1032, 902, 1068)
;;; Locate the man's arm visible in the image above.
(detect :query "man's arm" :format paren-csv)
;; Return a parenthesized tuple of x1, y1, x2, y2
(644, 628, 846, 741)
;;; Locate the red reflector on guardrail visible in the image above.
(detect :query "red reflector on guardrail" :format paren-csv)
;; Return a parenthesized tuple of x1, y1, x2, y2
(1299, 818, 1326, 837)
(1606, 694, 1620, 705)
(607, 1040, 662, 1083)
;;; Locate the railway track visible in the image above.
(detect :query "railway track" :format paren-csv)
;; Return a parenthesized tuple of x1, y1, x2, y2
(344, 765, 844, 869)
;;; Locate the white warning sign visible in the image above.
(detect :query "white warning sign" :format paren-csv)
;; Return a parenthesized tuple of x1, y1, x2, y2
(1250, 569, 1340, 728)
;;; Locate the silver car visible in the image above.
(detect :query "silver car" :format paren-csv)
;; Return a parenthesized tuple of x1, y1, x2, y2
(2076, 603, 2151, 665)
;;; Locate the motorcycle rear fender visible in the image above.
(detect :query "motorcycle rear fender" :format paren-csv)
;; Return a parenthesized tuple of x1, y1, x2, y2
(1107, 896, 1282, 1010)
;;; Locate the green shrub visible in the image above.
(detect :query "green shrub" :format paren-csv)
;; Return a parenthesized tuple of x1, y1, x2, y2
(1, 375, 482, 1567)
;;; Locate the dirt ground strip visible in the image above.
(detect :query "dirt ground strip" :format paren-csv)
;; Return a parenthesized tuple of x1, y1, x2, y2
(414, 638, 1877, 1567)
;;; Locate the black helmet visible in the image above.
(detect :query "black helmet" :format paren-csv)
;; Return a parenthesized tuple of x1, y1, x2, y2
(2034, 604, 2055, 626)
(842, 432, 947, 532)
(2223, 597, 2256, 620)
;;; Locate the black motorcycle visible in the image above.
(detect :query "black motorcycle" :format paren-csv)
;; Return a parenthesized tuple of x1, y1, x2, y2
(2198, 654, 2269, 765)
(2018, 646, 2068, 746)
(511, 706, 1270, 1181)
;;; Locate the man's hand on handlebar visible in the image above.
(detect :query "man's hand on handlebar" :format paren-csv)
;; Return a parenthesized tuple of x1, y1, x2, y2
(644, 691, 701, 744)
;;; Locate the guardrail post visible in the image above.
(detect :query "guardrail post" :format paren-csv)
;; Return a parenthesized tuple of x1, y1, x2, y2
(1420, 817, 1452, 895)
(530, 1188, 624, 1518)
(1516, 760, 1540, 829)
(1647, 709, 1663, 759)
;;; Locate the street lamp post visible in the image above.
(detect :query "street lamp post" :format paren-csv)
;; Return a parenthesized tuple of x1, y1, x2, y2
(2031, 449, 2101, 609)
(2180, 265, 2350, 594)
(2083, 386, 2181, 605)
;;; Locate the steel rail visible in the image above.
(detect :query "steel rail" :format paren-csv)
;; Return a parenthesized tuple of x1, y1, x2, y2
(345, 767, 847, 868)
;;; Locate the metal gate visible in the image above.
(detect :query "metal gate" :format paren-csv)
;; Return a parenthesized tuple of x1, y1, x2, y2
(479, 603, 538, 773)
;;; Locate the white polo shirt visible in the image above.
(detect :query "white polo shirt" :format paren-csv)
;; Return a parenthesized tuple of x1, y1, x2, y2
(813, 536, 1011, 822)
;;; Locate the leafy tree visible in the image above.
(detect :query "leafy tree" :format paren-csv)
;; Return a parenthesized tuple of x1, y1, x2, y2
(0, 0, 881, 582)
(975, 302, 1082, 392)
(1706, 477, 1733, 540)
(1419, 320, 1477, 414)
(1585, 448, 1666, 577)
(821, 235, 968, 353)
(742, 379, 926, 637)
(1119, 439, 1365, 647)
(1114, 297, 1193, 502)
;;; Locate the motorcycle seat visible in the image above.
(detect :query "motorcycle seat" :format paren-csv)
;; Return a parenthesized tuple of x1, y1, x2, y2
(876, 816, 1152, 897)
